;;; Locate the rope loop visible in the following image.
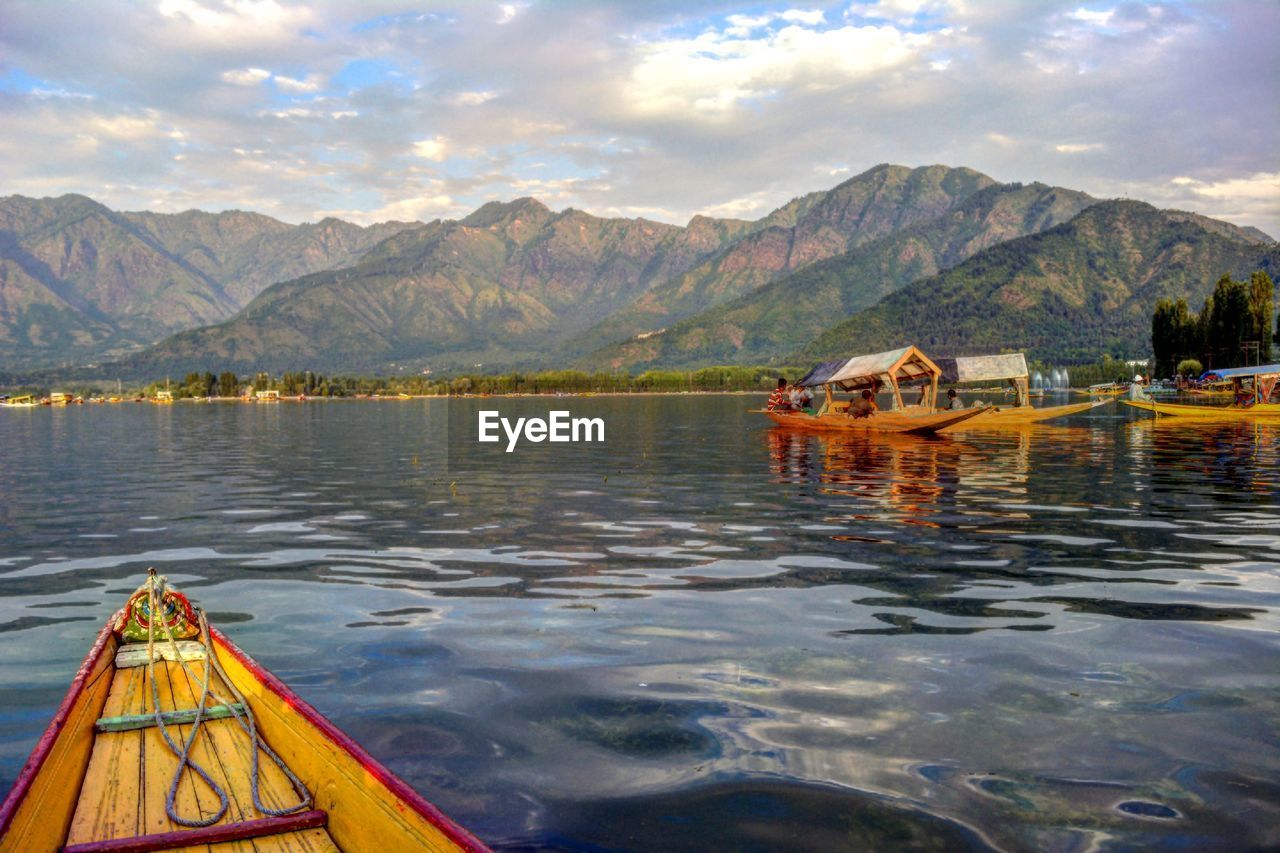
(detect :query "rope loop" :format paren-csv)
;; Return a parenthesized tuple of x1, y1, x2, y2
(144, 571, 311, 827)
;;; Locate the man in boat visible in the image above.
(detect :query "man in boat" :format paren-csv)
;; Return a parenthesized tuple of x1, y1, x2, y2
(945, 388, 963, 410)
(790, 383, 814, 413)
(849, 389, 878, 418)
(767, 378, 790, 411)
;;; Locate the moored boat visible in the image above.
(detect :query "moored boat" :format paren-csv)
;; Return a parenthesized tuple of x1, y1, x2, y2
(765, 405, 987, 433)
(763, 345, 993, 433)
(933, 354, 1112, 427)
(1122, 363, 1280, 420)
(1, 395, 38, 408)
(1122, 399, 1280, 418)
(0, 572, 487, 852)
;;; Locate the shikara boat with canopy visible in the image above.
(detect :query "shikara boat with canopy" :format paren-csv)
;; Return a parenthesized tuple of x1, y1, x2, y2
(1122, 363, 1280, 419)
(762, 346, 989, 433)
(0, 571, 487, 853)
(933, 353, 1111, 426)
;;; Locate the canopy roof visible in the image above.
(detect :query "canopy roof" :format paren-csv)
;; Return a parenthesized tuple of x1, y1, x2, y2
(797, 345, 941, 390)
(935, 353, 1029, 384)
(1201, 363, 1280, 381)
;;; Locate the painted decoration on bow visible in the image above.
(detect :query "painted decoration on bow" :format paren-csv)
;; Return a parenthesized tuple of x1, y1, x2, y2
(113, 585, 200, 643)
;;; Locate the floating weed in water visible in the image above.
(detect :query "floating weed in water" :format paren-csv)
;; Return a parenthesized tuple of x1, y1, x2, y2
(539, 696, 723, 758)
(1116, 800, 1180, 819)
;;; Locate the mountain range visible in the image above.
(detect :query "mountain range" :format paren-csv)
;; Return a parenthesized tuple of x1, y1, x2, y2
(800, 200, 1280, 364)
(0, 194, 415, 368)
(1, 164, 1274, 378)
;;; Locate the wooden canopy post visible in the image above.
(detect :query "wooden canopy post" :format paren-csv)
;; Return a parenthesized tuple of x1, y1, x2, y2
(888, 374, 904, 411)
(1012, 376, 1029, 407)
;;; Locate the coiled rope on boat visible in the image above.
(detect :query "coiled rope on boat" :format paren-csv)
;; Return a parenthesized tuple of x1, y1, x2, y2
(144, 571, 312, 827)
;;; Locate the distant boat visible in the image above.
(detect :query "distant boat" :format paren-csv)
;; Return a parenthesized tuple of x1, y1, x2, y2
(934, 354, 1111, 427)
(1086, 383, 1126, 397)
(1124, 363, 1280, 419)
(0, 572, 486, 852)
(153, 390, 174, 404)
(1, 395, 38, 408)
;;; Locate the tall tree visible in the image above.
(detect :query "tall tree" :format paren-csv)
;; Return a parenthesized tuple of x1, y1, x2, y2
(1152, 299, 1177, 377)
(217, 371, 239, 398)
(1196, 293, 1215, 367)
(1247, 270, 1274, 362)
(1152, 297, 1199, 377)
(1206, 276, 1251, 368)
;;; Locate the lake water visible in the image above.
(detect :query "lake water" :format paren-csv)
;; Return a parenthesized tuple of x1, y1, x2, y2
(1, 396, 1277, 850)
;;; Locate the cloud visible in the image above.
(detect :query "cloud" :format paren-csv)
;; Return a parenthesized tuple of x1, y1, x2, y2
(627, 20, 935, 115)
(156, 0, 315, 46)
(1055, 142, 1104, 153)
(780, 9, 826, 26)
(0, 0, 1274, 238)
(1066, 8, 1114, 28)
(221, 67, 271, 86)
(452, 90, 497, 106)
(275, 73, 325, 93)
(412, 136, 449, 161)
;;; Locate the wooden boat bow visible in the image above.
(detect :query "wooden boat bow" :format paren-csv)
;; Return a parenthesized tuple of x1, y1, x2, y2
(0, 579, 488, 852)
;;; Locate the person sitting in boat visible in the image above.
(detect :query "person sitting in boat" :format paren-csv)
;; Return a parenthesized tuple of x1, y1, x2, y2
(849, 389, 878, 418)
(945, 388, 964, 410)
(767, 378, 790, 411)
(790, 384, 814, 413)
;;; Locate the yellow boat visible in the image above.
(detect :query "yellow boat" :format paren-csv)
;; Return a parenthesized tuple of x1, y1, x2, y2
(1123, 400, 1280, 419)
(0, 573, 486, 853)
(1, 395, 39, 408)
(932, 354, 1113, 427)
(765, 405, 988, 433)
(765, 345, 993, 433)
(1122, 363, 1280, 420)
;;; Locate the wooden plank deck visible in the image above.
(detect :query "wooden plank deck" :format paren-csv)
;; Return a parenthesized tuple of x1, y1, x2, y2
(66, 657, 336, 852)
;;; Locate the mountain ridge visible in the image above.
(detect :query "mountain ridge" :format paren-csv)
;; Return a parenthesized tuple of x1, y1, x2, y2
(0, 193, 420, 368)
(578, 181, 1101, 370)
(797, 200, 1280, 364)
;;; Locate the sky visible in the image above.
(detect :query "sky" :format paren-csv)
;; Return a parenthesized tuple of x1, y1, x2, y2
(1, 0, 1277, 236)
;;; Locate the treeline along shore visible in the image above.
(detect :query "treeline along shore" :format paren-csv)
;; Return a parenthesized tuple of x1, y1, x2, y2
(2, 355, 1172, 401)
(3, 366, 804, 400)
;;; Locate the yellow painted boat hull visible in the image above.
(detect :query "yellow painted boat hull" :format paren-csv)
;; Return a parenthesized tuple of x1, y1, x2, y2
(1122, 399, 1280, 419)
(0, 607, 486, 852)
(764, 405, 990, 433)
(947, 399, 1111, 428)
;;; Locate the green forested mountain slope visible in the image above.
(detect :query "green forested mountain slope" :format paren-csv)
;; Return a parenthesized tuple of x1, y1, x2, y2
(560, 163, 997, 357)
(581, 182, 1097, 370)
(798, 201, 1280, 364)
